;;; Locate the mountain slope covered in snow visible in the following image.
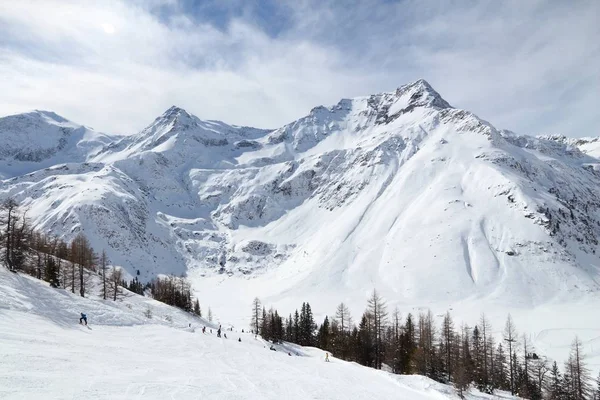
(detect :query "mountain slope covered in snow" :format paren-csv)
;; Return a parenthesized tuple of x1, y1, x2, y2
(0, 267, 515, 400)
(0, 110, 119, 179)
(1, 80, 600, 343)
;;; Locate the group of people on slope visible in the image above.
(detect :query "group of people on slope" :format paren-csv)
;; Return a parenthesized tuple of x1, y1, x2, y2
(77, 312, 330, 361)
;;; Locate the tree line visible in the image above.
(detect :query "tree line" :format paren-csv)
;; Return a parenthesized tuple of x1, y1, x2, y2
(253, 290, 600, 399)
(0, 198, 126, 299)
(0, 198, 203, 316)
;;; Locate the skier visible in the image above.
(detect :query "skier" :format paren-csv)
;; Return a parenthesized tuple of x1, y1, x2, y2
(217, 327, 221, 338)
(325, 353, 330, 362)
(79, 313, 88, 326)
(238, 338, 241, 342)
(224, 333, 227, 339)
(202, 326, 206, 334)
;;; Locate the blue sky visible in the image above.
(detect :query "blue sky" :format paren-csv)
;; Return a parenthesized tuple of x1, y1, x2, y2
(0, 0, 598, 137)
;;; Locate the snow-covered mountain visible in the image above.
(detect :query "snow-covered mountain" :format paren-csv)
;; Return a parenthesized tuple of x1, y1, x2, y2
(0, 110, 118, 179)
(1, 80, 600, 329)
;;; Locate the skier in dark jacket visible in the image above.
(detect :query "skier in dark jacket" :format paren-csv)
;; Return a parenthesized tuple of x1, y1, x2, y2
(79, 313, 87, 326)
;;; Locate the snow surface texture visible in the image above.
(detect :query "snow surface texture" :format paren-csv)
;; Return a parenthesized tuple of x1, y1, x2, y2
(1, 80, 600, 371)
(0, 268, 516, 400)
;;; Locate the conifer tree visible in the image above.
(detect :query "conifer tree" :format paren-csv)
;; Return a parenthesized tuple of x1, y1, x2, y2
(566, 336, 591, 400)
(317, 316, 331, 350)
(357, 312, 374, 367)
(440, 311, 455, 382)
(100, 250, 109, 299)
(399, 313, 416, 374)
(503, 314, 518, 394)
(293, 309, 300, 344)
(251, 297, 261, 334)
(193, 299, 201, 316)
(44, 256, 59, 288)
(479, 313, 492, 389)
(492, 343, 508, 390)
(335, 302, 352, 334)
(546, 361, 563, 400)
(285, 314, 293, 341)
(260, 307, 268, 338)
(367, 289, 388, 369)
(299, 302, 316, 346)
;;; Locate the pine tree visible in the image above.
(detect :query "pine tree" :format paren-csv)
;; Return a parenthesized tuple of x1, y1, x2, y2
(492, 343, 508, 390)
(454, 324, 471, 398)
(440, 311, 455, 382)
(562, 359, 576, 400)
(390, 307, 403, 373)
(335, 302, 352, 334)
(503, 314, 518, 395)
(546, 361, 563, 400)
(531, 356, 549, 399)
(251, 297, 261, 334)
(299, 302, 316, 346)
(399, 313, 416, 374)
(260, 307, 268, 339)
(367, 289, 388, 369)
(99, 250, 108, 299)
(44, 256, 59, 288)
(1, 198, 20, 271)
(593, 372, 600, 400)
(566, 336, 591, 400)
(479, 313, 492, 390)
(415, 310, 436, 378)
(285, 315, 293, 342)
(193, 299, 201, 316)
(317, 316, 331, 350)
(357, 312, 374, 367)
(293, 309, 300, 344)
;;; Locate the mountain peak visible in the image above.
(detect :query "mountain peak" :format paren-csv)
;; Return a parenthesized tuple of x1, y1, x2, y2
(31, 110, 70, 124)
(162, 105, 192, 119)
(395, 79, 452, 110)
(149, 106, 197, 131)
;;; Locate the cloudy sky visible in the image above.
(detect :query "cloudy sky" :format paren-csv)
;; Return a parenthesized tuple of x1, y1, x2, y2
(0, 0, 598, 137)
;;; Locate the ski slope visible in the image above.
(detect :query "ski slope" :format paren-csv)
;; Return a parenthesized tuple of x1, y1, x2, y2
(0, 268, 515, 400)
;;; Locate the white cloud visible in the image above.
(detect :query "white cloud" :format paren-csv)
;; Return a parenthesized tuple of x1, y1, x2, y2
(0, 0, 598, 137)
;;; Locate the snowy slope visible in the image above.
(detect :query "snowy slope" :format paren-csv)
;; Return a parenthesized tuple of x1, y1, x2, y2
(1, 80, 600, 371)
(0, 268, 515, 400)
(0, 110, 119, 179)
(540, 134, 600, 159)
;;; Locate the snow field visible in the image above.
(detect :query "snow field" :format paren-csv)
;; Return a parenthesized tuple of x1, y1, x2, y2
(0, 268, 516, 400)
